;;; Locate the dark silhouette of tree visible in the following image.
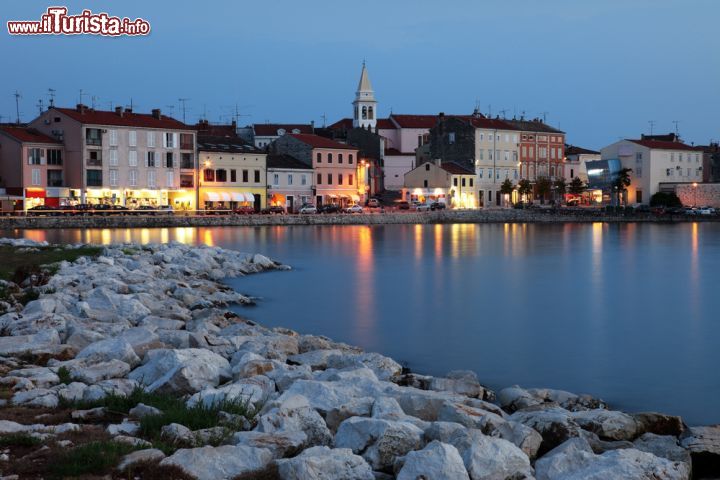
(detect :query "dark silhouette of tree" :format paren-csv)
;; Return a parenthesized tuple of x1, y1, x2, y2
(568, 176, 586, 195)
(536, 176, 552, 204)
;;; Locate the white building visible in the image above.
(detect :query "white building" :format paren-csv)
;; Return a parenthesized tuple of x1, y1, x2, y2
(252, 124, 313, 149)
(600, 137, 704, 204)
(266, 153, 314, 212)
(564, 145, 600, 183)
(353, 62, 377, 129)
(471, 117, 521, 207)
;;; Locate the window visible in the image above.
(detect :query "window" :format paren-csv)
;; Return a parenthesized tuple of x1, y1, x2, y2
(348, 174, 353, 185)
(514, 169, 518, 179)
(166, 171, 174, 187)
(348, 154, 353, 164)
(504, 150, 509, 161)
(488, 190, 493, 202)
(180, 173, 193, 187)
(327, 173, 332, 184)
(288, 174, 293, 185)
(529, 146, 534, 157)
(338, 153, 343, 163)
(316, 152, 322, 163)
(242, 169, 249, 182)
(448, 132, 456, 144)
(479, 150, 484, 160)
(453, 178, 458, 187)
(146, 151, 156, 167)
(301, 174, 307, 185)
(129, 150, 138, 166)
(204, 169, 215, 182)
(479, 170, 483, 178)
(461, 178, 466, 187)
(147, 131, 156, 148)
(551, 148, 556, 159)
(129, 130, 137, 147)
(679, 153, 683, 162)
(488, 149, 493, 160)
(109, 149, 118, 166)
(180, 133, 193, 150)
(181, 153, 193, 169)
(216, 169, 227, 182)
(254, 170, 260, 183)
(87, 150, 102, 166)
(31, 168, 41, 186)
(328, 153, 333, 163)
(479, 133, 484, 141)
(504, 134, 509, 142)
(635, 152, 642, 161)
(470, 178, 474, 187)
(166, 152, 174, 168)
(129, 169, 138, 186)
(47, 169, 63, 187)
(512, 151, 518, 162)
(273, 174, 279, 186)
(489, 168, 494, 178)
(317, 173, 322, 185)
(512, 135, 518, 143)
(230, 169, 237, 182)
(338, 174, 343, 185)
(165, 132, 175, 148)
(109, 169, 118, 186)
(86, 128, 102, 146)
(425, 163, 430, 171)
(636, 167, 642, 178)
(423, 180, 428, 187)
(147, 170, 156, 187)
(28, 148, 42, 165)
(47, 149, 62, 165)
(86, 169, 102, 186)
(418, 135, 424, 147)
(109, 129, 118, 146)
(636, 190, 643, 203)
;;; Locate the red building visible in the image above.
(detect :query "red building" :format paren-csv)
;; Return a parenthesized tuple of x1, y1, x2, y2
(504, 118, 565, 182)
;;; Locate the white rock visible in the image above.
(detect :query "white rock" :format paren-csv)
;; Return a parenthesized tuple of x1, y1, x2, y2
(326, 352, 402, 381)
(570, 409, 639, 441)
(129, 403, 162, 418)
(160, 445, 273, 480)
(117, 448, 166, 471)
(449, 428, 534, 480)
(0, 330, 60, 356)
(276, 446, 374, 480)
(119, 327, 161, 357)
(187, 375, 274, 409)
(255, 402, 333, 447)
(397, 440, 470, 480)
(129, 348, 231, 394)
(11, 388, 58, 408)
(69, 359, 131, 383)
(634, 433, 691, 465)
(107, 419, 140, 436)
(232, 430, 307, 458)
(161, 423, 195, 446)
(76, 337, 141, 368)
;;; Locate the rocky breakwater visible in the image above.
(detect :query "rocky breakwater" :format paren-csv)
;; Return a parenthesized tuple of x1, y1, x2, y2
(0, 239, 716, 479)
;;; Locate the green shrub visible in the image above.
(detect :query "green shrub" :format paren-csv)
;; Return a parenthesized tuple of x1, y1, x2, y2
(51, 441, 141, 477)
(0, 433, 42, 447)
(57, 366, 73, 385)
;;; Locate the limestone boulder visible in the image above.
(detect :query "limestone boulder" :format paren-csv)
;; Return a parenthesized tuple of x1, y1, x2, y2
(160, 445, 273, 480)
(397, 440, 470, 480)
(276, 446, 374, 480)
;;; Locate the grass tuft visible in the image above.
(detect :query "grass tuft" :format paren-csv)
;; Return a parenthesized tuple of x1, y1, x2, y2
(56, 366, 73, 385)
(0, 433, 42, 447)
(51, 440, 141, 477)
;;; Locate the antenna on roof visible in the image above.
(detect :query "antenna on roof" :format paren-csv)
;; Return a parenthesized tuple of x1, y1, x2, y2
(320, 113, 327, 128)
(14, 90, 22, 124)
(47, 88, 56, 108)
(648, 120, 655, 135)
(672, 120, 680, 136)
(499, 109, 507, 119)
(539, 111, 548, 123)
(36, 98, 44, 115)
(178, 98, 190, 123)
(106, 101, 114, 110)
(165, 105, 176, 117)
(78, 89, 86, 105)
(487, 105, 492, 117)
(91, 95, 98, 109)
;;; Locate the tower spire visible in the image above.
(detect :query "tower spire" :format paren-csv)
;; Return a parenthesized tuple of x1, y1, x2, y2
(352, 61, 377, 129)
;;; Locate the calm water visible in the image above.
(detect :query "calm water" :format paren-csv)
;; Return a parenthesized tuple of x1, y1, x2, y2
(4, 223, 719, 426)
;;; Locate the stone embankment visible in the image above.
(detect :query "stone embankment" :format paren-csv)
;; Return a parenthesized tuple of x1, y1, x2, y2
(0, 239, 717, 479)
(0, 209, 716, 229)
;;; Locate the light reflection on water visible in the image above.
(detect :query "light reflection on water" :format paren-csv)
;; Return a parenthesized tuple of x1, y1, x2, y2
(3, 223, 720, 425)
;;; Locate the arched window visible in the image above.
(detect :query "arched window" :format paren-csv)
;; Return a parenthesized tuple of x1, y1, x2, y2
(328, 153, 333, 163)
(425, 163, 430, 171)
(368, 106, 374, 120)
(354, 105, 358, 120)
(338, 153, 343, 163)
(316, 152, 322, 163)
(362, 106, 367, 120)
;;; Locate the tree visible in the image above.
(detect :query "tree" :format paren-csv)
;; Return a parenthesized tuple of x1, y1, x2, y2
(500, 179, 514, 195)
(613, 168, 632, 205)
(568, 176, 586, 195)
(554, 177, 567, 203)
(536, 176, 552, 204)
(517, 179, 532, 203)
(650, 191, 682, 208)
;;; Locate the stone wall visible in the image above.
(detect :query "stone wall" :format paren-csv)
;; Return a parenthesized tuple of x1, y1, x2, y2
(675, 183, 720, 207)
(0, 210, 714, 230)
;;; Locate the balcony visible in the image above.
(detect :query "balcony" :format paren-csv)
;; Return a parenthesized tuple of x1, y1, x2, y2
(180, 178, 194, 188)
(86, 157, 103, 167)
(86, 138, 102, 146)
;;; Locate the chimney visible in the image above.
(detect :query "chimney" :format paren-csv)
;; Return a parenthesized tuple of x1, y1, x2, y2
(310, 120, 315, 132)
(125, 107, 133, 114)
(76, 103, 87, 114)
(115, 106, 124, 117)
(152, 108, 162, 120)
(231, 119, 237, 130)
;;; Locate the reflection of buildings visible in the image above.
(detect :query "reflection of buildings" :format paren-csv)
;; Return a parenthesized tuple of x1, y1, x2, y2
(601, 135, 703, 205)
(266, 154, 313, 212)
(198, 136, 267, 211)
(0, 125, 66, 210)
(29, 105, 196, 208)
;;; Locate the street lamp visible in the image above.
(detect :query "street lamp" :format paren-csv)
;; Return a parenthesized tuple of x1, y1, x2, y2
(692, 182, 698, 207)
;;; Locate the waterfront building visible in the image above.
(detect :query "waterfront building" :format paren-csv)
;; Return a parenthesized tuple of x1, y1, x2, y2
(266, 154, 314, 212)
(252, 123, 313, 149)
(502, 118, 565, 183)
(402, 160, 476, 208)
(697, 142, 720, 183)
(564, 144, 600, 183)
(271, 133, 360, 206)
(29, 105, 196, 209)
(197, 136, 267, 211)
(0, 125, 66, 210)
(600, 134, 704, 204)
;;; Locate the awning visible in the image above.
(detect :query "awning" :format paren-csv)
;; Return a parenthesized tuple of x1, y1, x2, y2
(327, 194, 338, 199)
(205, 192, 220, 201)
(244, 193, 256, 202)
(231, 192, 245, 202)
(220, 192, 232, 202)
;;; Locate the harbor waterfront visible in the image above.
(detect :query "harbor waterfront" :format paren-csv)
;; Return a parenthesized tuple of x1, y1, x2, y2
(3, 223, 719, 429)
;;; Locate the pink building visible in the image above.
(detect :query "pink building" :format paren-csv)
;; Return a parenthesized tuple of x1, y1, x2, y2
(0, 125, 66, 210)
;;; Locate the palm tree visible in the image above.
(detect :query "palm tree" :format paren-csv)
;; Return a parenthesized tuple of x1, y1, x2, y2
(613, 168, 632, 205)
(535, 176, 552, 204)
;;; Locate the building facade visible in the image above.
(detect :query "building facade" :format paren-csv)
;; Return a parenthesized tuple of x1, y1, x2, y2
(252, 124, 313, 149)
(564, 145, 600, 183)
(30, 105, 196, 209)
(198, 136, 267, 211)
(402, 161, 476, 208)
(353, 62, 377, 129)
(0, 125, 67, 210)
(600, 136, 704, 204)
(503, 118, 565, 183)
(266, 154, 314, 212)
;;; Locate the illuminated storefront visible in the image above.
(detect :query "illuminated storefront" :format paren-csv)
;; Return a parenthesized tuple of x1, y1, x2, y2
(24, 187, 71, 209)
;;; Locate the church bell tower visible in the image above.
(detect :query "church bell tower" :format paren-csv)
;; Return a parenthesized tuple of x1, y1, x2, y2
(352, 61, 377, 129)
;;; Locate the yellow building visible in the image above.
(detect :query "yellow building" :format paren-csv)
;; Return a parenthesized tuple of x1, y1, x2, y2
(402, 161, 477, 208)
(198, 136, 267, 212)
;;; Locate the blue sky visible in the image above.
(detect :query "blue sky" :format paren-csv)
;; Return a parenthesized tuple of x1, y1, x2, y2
(1, 0, 718, 149)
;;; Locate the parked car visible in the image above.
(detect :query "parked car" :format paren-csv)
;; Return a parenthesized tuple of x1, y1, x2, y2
(110, 205, 131, 215)
(697, 206, 716, 215)
(261, 205, 285, 215)
(430, 201, 446, 210)
(412, 202, 431, 212)
(156, 205, 174, 215)
(234, 205, 255, 215)
(92, 204, 114, 215)
(299, 204, 317, 214)
(27, 205, 55, 216)
(320, 204, 342, 214)
(367, 198, 381, 208)
(396, 201, 410, 210)
(345, 204, 363, 214)
(134, 205, 157, 215)
(683, 207, 699, 216)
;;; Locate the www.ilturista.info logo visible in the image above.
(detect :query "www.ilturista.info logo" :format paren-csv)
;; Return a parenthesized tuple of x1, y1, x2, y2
(7, 7, 150, 36)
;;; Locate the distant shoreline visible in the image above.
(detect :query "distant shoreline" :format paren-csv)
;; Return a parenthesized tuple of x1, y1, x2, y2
(0, 210, 716, 230)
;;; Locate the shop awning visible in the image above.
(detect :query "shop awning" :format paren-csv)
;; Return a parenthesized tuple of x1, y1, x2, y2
(219, 192, 232, 202)
(327, 194, 338, 199)
(204, 192, 220, 201)
(233, 192, 255, 202)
